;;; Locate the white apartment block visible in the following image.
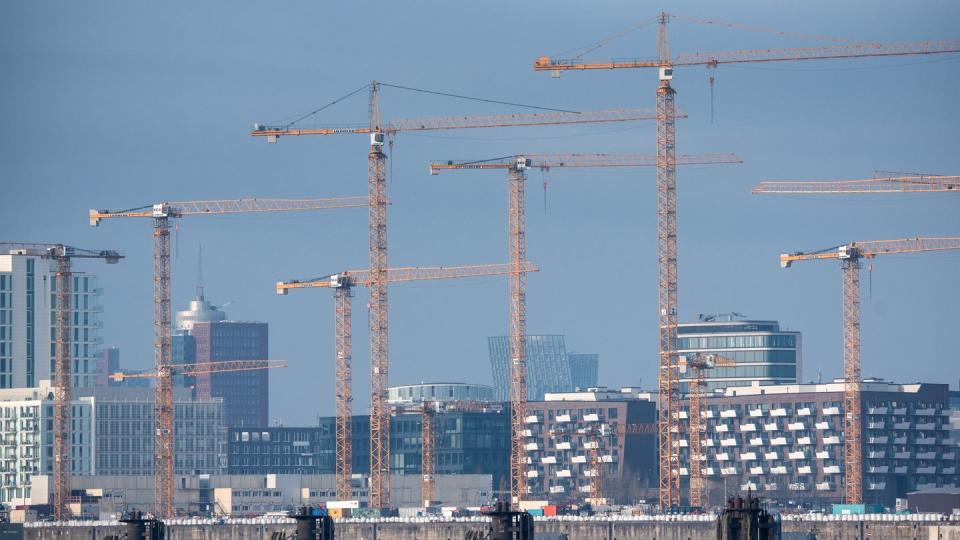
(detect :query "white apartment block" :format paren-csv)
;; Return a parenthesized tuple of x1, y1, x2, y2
(0, 382, 226, 506)
(0, 252, 105, 389)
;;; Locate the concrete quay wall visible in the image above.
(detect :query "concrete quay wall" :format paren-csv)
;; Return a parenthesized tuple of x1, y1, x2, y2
(23, 519, 960, 540)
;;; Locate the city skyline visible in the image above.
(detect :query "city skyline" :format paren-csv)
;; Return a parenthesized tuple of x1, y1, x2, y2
(1, 2, 957, 428)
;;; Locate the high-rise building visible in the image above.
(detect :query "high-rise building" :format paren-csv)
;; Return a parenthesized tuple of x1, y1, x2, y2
(0, 381, 225, 506)
(489, 335, 602, 401)
(175, 285, 269, 428)
(677, 314, 802, 394)
(0, 252, 103, 389)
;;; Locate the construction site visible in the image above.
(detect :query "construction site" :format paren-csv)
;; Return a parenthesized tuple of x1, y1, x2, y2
(1, 3, 959, 539)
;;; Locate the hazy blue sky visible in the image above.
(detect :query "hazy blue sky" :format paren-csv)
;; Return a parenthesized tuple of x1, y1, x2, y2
(2, 2, 958, 425)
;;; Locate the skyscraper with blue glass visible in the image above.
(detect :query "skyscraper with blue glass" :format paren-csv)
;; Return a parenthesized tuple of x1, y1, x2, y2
(677, 314, 801, 394)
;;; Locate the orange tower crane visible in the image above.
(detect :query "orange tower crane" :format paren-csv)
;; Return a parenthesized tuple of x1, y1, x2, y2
(677, 353, 735, 508)
(429, 152, 740, 506)
(753, 174, 959, 194)
(253, 86, 660, 508)
(781, 237, 960, 504)
(89, 197, 367, 517)
(277, 262, 537, 503)
(0, 243, 122, 520)
(534, 15, 959, 507)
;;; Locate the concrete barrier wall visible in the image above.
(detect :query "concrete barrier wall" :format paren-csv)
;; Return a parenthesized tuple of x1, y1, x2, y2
(23, 519, 960, 540)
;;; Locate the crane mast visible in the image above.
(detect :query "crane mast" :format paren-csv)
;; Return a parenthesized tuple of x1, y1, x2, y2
(89, 197, 366, 516)
(679, 353, 735, 508)
(781, 237, 960, 504)
(366, 81, 392, 509)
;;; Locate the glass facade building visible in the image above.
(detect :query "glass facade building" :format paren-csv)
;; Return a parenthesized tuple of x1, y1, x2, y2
(228, 409, 511, 489)
(489, 335, 600, 401)
(676, 316, 801, 394)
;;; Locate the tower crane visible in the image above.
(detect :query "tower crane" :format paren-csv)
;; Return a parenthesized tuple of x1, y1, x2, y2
(89, 197, 367, 517)
(677, 353, 736, 508)
(429, 152, 740, 506)
(534, 14, 959, 508)
(277, 262, 537, 503)
(0, 243, 122, 521)
(753, 174, 959, 194)
(781, 236, 960, 504)
(253, 85, 661, 508)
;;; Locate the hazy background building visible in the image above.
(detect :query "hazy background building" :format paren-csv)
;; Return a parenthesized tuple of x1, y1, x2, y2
(489, 335, 601, 401)
(0, 251, 104, 389)
(175, 284, 269, 428)
(676, 314, 802, 394)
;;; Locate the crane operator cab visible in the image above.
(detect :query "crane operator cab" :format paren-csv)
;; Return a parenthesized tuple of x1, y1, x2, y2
(515, 156, 532, 170)
(659, 66, 673, 81)
(371, 132, 385, 148)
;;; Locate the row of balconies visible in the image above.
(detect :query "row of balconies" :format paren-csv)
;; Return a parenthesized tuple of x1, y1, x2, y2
(742, 481, 835, 492)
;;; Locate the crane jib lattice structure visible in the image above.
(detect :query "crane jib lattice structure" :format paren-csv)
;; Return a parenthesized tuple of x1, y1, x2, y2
(534, 12, 959, 507)
(0, 244, 122, 521)
(254, 82, 666, 507)
(89, 197, 367, 517)
(753, 174, 960, 194)
(277, 262, 537, 503)
(429, 152, 739, 506)
(781, 237, 960, 504)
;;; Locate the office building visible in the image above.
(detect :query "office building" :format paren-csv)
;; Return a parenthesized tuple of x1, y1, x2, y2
(0, 382, 225, 506)
(677, 380, 957, 507)
(175, 288, 269, 428)
(489, 335, 601, 401)
(677, 314, 802, 394)
(0, 252, 104, 389)
(521, 389, 658, 504)
(388, 382, 494, 404)
(228, 408, 511, 491)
